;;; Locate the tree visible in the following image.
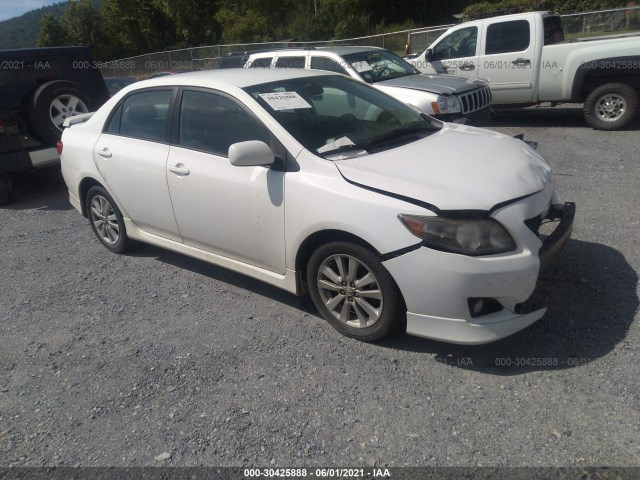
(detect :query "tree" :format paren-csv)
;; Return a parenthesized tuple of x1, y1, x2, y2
(101, 0, 176, 57)
(215, 8, 270, 43)
(60, 0, 105, 56)
(37, 12, 66, 47)
(156, 0, 219, 46)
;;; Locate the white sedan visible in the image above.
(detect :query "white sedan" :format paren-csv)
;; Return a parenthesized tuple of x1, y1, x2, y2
(59, 69, 574, 344)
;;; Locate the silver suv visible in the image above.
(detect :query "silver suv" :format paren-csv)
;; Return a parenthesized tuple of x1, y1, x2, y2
(221, 46, 493, 126)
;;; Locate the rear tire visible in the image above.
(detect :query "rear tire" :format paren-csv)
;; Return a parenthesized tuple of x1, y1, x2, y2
(85, 186, 132, 253)
(28, 80, 91, 145)
(0, 173, 14, 206)
(307, 242, 402, 342)
(583, 83, 638, 131)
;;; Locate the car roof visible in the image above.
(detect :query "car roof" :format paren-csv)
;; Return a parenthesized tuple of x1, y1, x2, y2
(248, 46, 385, 57)
(137, 68, 336, 89)
(314, 46, 385, 55)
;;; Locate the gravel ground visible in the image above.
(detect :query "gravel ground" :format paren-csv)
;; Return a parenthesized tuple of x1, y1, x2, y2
(1, 105, 639, 468)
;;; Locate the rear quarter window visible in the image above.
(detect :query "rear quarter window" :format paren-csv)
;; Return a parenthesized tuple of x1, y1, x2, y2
(485, 20, 530, 54)
(275, 56, 306, 68)
(248, 57, 273, 68)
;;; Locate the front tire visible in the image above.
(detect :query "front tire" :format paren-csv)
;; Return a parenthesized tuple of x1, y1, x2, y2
(583, 83, 638, 131)
(85, 186, 131, 253)
(307, 242, 402, 341)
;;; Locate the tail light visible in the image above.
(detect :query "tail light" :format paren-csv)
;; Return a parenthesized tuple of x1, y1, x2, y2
(56, 140, 63, 155)
(0, 117, 5, 135)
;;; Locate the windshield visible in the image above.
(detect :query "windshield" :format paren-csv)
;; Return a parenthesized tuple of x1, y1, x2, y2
(244, 75, 442, 158)
(342, 50, 417, 83)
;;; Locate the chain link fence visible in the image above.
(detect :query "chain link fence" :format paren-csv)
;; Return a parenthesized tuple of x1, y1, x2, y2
(100, 7, 640, 79)
(561, 6, 640, 38)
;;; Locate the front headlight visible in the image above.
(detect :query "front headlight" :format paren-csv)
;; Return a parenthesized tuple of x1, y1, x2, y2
(433, 95, 462, 114)
(398, 214, 516, 255)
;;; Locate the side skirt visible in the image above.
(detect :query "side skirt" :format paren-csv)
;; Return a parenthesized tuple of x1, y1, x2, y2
(123, 219, 299, 295)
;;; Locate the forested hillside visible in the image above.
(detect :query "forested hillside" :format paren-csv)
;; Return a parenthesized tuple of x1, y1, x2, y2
(0, 0, 631, 59)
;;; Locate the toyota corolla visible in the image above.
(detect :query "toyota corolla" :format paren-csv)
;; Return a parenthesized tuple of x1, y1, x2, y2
(59, 69, 574, 344)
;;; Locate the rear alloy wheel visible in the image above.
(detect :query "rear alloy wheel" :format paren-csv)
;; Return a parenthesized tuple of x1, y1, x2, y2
(0, 173, 14, 206)
(85, 186, 131, 253)
(583, 83, 638, 131)
(307, 242, 402, 341)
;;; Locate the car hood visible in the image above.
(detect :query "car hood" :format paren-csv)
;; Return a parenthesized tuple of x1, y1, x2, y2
(334, 124, 552, 212)
(376, 74, 486, 95)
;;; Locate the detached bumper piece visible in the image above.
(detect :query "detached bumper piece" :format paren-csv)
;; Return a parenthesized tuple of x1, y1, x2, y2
(538, 202, 575, 271)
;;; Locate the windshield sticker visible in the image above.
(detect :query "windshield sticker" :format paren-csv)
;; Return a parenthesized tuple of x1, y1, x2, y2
(350, 61, 373, 73)
(317, 136, 355, 154)
(258, 92, 312, 110)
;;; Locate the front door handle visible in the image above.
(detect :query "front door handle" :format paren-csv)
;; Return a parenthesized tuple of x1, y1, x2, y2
(512, 58, 531, 66)
(168, 164, 190, 175)
(459, 63, 476, 71)
(97, 147, 112, 158)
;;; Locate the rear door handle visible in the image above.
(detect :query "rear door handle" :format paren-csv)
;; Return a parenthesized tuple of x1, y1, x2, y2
(97, 147, 112, 158)
(459, 63, 475, 71)
(168, 164, 190, 175)
(512, 58, 531, 66)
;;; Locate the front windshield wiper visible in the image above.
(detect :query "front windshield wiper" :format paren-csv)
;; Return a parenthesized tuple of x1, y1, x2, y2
(359, 121, 438, 148)
(320, 121, 439, 156)
(370, 72, 413, 83)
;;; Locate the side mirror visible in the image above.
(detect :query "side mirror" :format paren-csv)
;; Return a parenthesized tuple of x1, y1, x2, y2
(228, 140, 274, 167)
(424, 48, 433, 62)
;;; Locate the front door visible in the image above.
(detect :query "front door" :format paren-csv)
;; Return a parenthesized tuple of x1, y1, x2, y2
(166, 89, 286, 273)
(424, 25, 480, 78)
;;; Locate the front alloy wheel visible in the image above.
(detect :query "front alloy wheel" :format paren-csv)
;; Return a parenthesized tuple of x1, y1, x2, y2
(317, 254, 384, 328)
(307, 242, 402, 341)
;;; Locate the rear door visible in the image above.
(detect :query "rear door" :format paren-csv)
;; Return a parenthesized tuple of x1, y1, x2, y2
(476, 17, 536, 103)
(93, 88, 181, 241)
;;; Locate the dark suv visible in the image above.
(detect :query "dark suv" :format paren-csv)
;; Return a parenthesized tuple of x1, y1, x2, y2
(0, 46, 110, 205)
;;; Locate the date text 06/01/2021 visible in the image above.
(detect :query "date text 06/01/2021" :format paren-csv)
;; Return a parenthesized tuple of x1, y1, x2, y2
(243, 468, 392, 478)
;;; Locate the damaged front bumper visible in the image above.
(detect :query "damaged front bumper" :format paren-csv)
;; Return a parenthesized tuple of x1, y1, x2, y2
(382, 199, 575, 344)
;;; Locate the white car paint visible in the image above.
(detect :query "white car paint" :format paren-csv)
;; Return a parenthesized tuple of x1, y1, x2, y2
(60, 69, 574, 344)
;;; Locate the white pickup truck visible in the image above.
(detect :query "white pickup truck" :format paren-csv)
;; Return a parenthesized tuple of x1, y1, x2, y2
(407, 11, 640, 130)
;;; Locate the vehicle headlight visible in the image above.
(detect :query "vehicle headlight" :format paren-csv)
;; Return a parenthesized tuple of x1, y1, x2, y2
(432, 95, 461, 114)
(398, 214, 516, 255)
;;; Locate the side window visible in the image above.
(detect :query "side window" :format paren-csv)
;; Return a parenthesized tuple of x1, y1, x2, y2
(543, 16, 564, 45)
(485, 20, 530, 54)
(119, 90, 171, 142)
(432, 27, 478, 60)
(179, 90, 269, 156)
(310, 56, 348, 75)
(105, 104, 122, 134)
(249, 57, 272, 68)
(275, 56, 306, 69)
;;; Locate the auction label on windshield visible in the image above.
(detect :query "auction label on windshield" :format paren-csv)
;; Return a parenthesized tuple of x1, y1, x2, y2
(259, 92, 312, 110)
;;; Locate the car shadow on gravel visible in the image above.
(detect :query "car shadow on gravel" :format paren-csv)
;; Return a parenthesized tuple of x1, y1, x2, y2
(129, 245, 317, 314)
(2, 167, 72, 211)
(491, 105, 640, 130)
(376, 239, 639, 374)
(129, 238, 637, 375)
